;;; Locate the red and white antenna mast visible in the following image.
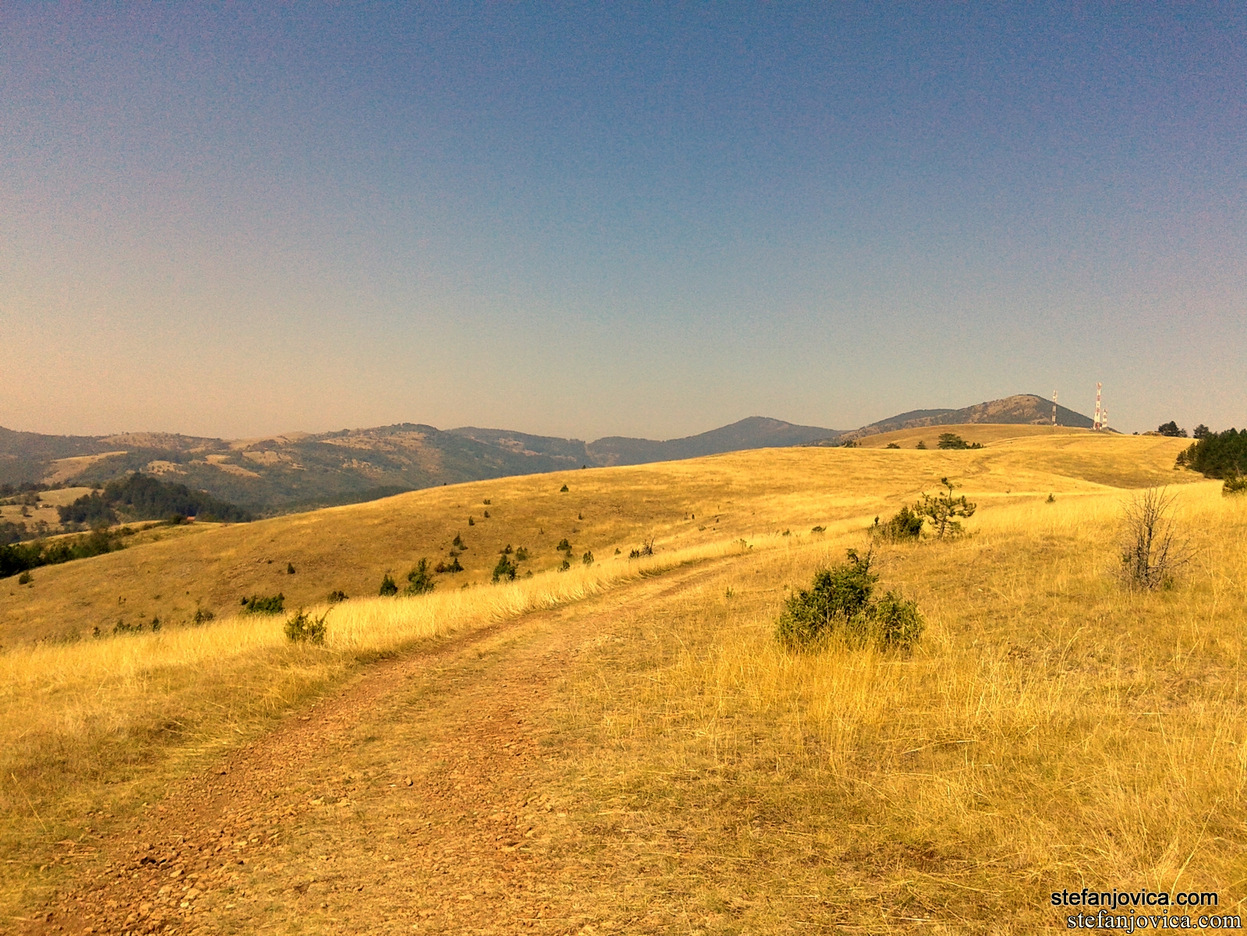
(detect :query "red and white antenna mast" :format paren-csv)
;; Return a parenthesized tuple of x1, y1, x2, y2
(1093, 382, 1103, 431)
(1052, 390, 1058, 426)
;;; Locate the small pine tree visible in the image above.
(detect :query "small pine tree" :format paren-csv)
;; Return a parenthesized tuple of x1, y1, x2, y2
(492, 554, 518, 583)
(405, 559, 436, 595)
(917, 478, 976, 539)
(915, 440, 927, 450)
(379, 573, 398, 597)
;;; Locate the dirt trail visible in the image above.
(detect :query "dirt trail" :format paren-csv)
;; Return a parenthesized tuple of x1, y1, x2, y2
(32, 563, 722, 935)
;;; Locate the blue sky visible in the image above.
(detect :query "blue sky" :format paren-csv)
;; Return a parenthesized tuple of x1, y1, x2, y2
(1, 4, 1243, 439)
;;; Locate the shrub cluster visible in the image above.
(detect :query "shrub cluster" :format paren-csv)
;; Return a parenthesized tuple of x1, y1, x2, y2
(1, 526, 133, 579)
(776, 549, 923, 652)
(1176, 428, 1247, 479)
(936, 432, 982, 450)
(240, 593, 285, 614)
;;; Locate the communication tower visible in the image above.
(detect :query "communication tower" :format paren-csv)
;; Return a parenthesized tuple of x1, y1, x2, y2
(1093, 382, 1104, 431)
(1052, 390, 1058, 427)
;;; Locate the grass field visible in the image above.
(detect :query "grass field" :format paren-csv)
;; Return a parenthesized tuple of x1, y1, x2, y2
(4, 426, 1243, 932)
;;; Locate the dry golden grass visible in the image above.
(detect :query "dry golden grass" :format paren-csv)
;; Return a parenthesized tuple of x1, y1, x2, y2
(546, 480, 1247, 931)
(3, 429, 1240, 930)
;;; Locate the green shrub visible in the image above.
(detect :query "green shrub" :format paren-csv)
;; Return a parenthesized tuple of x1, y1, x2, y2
(1222, 474, 1247, 496)
(378, 573, 398, 597)
(560, 484, 569, 493)
(452, 533, 466, 549)
(559, 559, 571, 572)
(776, 549, 923, 652)
(866, 591, 924, 649)
(582, 551, 593, 565)
(327, 590, 348, 603)
(872, 506, 923, 541)
(240, 593, 285, 614)
(556, 538, 572, 552)
(192, 607, 215, 625)
(284, 608, 328, 645)
(405, 559, 436, 595)
(468, 517, 475, 526)
(286, 562, 296, 575)
(886, 442, 900, 449)
(515, 547, 528, 562)
(17, 570, 32, 585)
(915, 440, 927, 450)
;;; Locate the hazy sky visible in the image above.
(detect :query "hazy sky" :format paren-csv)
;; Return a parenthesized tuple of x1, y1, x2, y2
(2, 4, 1243, 440)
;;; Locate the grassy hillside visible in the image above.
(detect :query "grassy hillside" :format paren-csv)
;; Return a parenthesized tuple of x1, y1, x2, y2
(0, 430, 1192, 648)
(3, 427, 1241, 931)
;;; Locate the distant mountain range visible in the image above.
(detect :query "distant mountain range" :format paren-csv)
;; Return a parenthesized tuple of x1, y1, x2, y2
(0, 394, 1093, 513)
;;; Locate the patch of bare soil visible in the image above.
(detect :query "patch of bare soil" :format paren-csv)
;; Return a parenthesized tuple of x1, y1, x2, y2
(29, 565, 720, 935)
